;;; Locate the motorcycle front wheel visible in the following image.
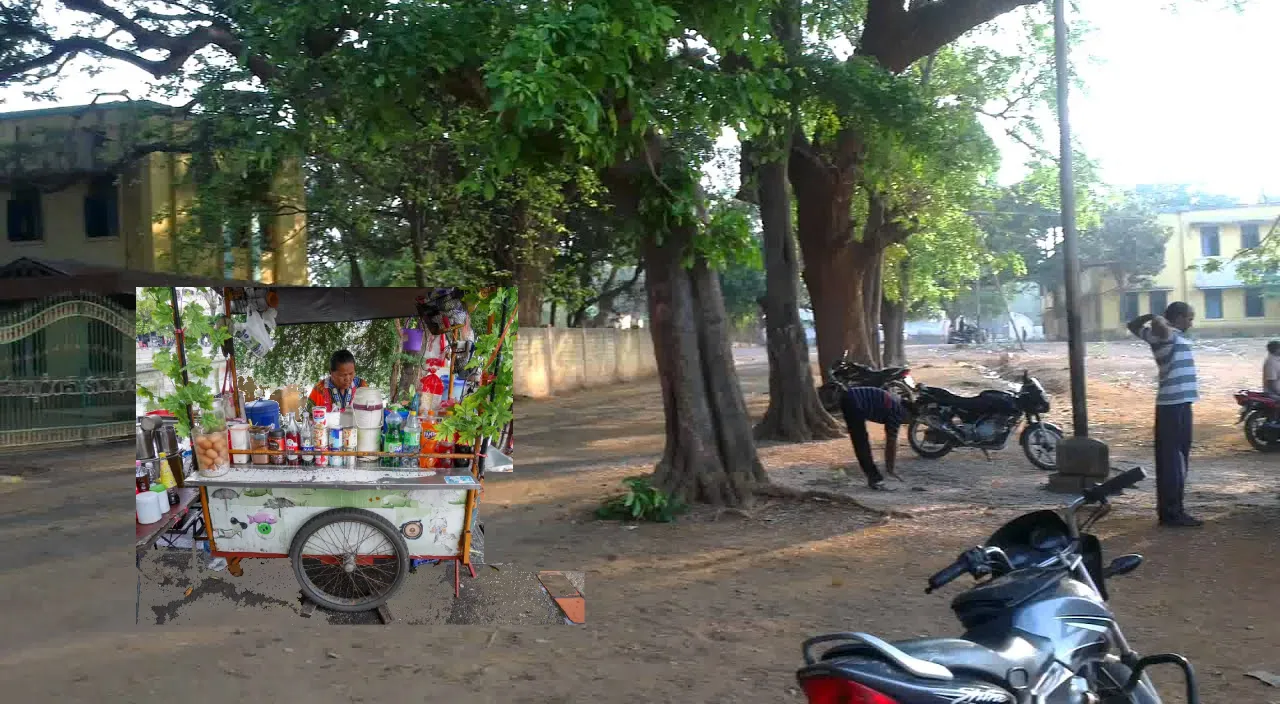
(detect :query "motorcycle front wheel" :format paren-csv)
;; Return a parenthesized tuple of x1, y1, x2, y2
(908, 415, 955, 459)
(1020, 422, 1063, 471)
(1242, 410, 1280, 453)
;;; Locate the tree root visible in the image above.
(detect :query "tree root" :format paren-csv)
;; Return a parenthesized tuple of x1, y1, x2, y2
(753, 483, 914, 520)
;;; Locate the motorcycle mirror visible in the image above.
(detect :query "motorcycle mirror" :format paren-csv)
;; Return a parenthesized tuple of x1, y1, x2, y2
(1102, 554, 1143, 579)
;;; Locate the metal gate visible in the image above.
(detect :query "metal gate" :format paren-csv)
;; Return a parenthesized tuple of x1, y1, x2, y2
(0, 293, 135, 449)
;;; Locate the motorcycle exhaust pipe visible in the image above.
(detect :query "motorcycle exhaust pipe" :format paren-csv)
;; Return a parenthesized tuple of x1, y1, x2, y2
(919, 413, 965, 443)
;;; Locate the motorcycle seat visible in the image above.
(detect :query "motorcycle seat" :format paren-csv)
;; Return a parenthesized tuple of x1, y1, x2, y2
(819, 634, 1053, 689)
(920, 386, 1004, 412)
(888, 635, 1053, 688)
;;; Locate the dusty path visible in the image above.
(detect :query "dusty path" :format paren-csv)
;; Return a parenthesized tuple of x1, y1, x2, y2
(1, 341, 1277, 703)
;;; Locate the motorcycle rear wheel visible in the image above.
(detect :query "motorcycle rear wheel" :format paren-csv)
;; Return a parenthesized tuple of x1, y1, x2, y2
(1242, 410, 1280, 453)
(908, 415, 955, 459)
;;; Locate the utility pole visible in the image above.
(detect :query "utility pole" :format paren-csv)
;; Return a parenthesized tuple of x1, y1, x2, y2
(1054, 0, 1088, 437)
(1048, 0, 1111, 492)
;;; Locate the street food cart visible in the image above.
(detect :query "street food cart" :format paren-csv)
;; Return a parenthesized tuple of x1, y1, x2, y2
(179, 286, 511, 615)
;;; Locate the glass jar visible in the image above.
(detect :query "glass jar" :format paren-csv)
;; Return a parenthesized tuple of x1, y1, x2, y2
(250, 426, 270, 465)
(195, 413, 230, 478)
(267, 428, 285, 465)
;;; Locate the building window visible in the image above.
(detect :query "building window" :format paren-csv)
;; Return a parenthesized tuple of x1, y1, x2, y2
(1246, 288, 1266, 318)
(1200, 226, 1220, 257)
(1241, 223, 1261, 250)
(1203, 289, 1224, 319)
(1149, 290, 1168, 316)
(6, 184, 43, 242)
(84, 173, 120, 238)
(1121, 292, 1140, 322)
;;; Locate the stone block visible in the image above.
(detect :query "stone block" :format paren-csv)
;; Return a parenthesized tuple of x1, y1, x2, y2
(1055, 436, 1111, 478)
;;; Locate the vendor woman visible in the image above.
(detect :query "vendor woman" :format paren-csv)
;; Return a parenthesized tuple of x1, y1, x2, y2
(309, 349, 368, 412)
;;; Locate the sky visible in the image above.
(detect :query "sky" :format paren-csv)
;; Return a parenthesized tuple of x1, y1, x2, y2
(3, 0, 1278, 202)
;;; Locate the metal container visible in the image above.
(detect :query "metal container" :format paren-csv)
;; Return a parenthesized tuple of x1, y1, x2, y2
(136, 426, 156, 461)
(157, 417, 186, 487)
(137, 415, 161, 460)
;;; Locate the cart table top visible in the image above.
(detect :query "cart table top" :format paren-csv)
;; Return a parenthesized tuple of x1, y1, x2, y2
(184, 465, 482, 490)
(136, 487, 200, 552)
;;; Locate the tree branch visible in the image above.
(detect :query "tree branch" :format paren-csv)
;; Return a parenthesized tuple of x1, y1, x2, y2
(2, 0, 278, 86)
(861, 0, 1045, 73)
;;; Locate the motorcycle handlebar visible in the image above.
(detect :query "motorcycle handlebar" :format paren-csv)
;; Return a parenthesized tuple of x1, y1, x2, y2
(925, 549, 978, 594)
(1082, 466, 1147, 504)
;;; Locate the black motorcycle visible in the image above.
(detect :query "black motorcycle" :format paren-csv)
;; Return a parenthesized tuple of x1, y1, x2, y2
(818, 351, 917, 413)
(948, 322, 988, 345)
(797, 467, 1199, 704)
(907, 372, 1062, 470)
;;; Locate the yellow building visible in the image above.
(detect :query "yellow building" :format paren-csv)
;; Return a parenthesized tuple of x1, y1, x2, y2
(1044, 204, 1280, 340)
(0, 99, 307, 284)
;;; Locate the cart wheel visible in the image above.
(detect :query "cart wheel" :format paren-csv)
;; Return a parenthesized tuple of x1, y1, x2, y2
(289, 508, 409, 613)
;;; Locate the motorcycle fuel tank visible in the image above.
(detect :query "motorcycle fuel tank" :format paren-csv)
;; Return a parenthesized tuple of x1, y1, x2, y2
(1007, 578, 1114, 673)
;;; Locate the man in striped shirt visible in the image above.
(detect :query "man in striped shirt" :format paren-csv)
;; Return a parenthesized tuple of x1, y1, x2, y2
(840, 386, 914, 491)
(1128, 301, 1203, 527)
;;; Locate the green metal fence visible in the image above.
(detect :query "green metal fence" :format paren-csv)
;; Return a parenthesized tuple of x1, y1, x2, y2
(0, 293, 135, 449)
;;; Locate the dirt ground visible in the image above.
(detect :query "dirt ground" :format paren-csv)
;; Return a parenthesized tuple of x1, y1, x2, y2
(2, 341, 1278, 703)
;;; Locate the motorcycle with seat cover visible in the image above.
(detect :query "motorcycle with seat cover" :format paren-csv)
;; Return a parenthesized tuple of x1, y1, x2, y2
(796, 467, 1200, 704)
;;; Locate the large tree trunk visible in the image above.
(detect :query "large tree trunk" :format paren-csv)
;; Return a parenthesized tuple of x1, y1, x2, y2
(405, 200, 428, 287)
(785, 0, 1043, 372)
(605, 159, 768, 507)
(789, 137, 876, 373)
(863, 248, 884, 367)
(751, 148, 843, 442)
(881, 254, 910, 366)
(340, 226, 365, 287)
(643, 227, 769, 505)
(881, 296, 906, 367)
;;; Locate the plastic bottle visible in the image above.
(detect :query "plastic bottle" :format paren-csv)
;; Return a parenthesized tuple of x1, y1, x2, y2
(382, 411, 403, 468)
(402, 412, 421, 468)
(300, 411, 315, 467)
(312, 406, 329, 467)
(284, 412, 300, 466)
(418, 410, 437, 470)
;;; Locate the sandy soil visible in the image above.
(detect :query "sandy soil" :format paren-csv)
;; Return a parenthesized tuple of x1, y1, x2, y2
(1, 341, 1278, 703)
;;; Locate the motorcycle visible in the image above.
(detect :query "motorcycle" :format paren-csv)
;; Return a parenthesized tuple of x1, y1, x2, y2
(829, 353, 917, 402)
(796, 466, 1200, 704)
(948, 323, 987, 345)
(907, 372, 1062, 471)
(1233, 389, 1280, 452)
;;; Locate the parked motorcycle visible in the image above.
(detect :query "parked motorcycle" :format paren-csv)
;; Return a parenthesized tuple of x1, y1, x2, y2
(907, 372, 1062, 470)
(1234, 389, 1280, 452)
(948, 322, 987, 345)
(796, 466, 1199, 704)
(829, 353, 917, 402)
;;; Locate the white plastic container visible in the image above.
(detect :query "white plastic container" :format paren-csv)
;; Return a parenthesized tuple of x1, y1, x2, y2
(136, 491, 163, 525)
(353, 387, 385, 428)
(229, 422, 250, 464)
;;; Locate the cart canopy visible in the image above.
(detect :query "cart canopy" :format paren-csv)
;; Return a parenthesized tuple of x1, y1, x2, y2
(226, 286, 456, 325)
